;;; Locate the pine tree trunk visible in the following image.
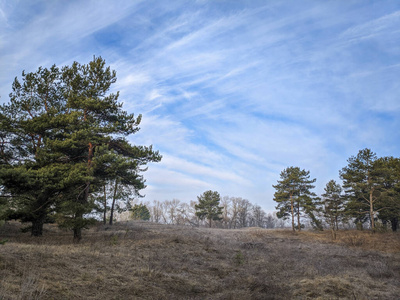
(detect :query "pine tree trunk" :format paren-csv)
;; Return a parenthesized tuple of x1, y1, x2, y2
(297, 201, 301, 231)
(73, 228, 82, 243)
(109, 180, 118, 225)
(83, 142, 94, 204)
(369, 190, 375, 230)
(331, 227, 336, 240)
(31, 195, 49, 236)
(391, 218, 398, 232)
(330, 217, 336, 240)
(31, 215, 45, 236)
(73, 142, 94, 242)
(103, 184, 107, 225)
(290, 194, 295, 232)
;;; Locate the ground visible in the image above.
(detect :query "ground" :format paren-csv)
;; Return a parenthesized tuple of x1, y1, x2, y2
(0, 221, 399, 299)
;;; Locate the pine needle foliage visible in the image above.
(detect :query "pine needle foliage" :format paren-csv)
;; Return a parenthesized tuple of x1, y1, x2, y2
(273, 167, 318, 231)
(195, 190, 223, 228)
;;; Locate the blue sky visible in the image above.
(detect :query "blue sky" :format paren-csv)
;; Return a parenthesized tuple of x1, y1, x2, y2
(1, 1, 399, 211)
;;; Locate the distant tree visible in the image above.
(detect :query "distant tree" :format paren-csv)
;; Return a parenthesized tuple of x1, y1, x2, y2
(273, 167, 317, 231)
(150, 200, 163, 223)
(175, 201, 189, 225)
(340, 149, 382, 230)
(166, 199, 181, 224)
(237, 198, 252, 228)
(195, 190, 223, 228)
(229, 197, 241, 229)
(178, 200, 199, 226)
(250, 205, 263, 227)
(322, 180, 345, 239)
(220, 196, 231, 228)
(226, 197, 252, 228)
(265, 213, 278, 229)
(130, 203, 150, 221)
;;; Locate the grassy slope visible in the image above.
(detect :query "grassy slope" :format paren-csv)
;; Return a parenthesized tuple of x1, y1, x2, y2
(0, 221, 399, 299)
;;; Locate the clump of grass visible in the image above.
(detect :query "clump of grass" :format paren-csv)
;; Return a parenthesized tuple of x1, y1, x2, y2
(291, 275, 364, 299)
(109, 234, 119, 246)
(233, 250, 245, 266)
(0, 267, 46, 300)
(20, 271, 46, 300)
(342, 231, 366, 247)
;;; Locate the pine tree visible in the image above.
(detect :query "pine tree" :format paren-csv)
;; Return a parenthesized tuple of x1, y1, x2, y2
(54, 57, 161, 241)
(130, 203, 150, 221)
(322, 180, 345, 239)
(195, 190, 223, 228)
(273, 166, 318, 231)
(340, 149, 381, 230)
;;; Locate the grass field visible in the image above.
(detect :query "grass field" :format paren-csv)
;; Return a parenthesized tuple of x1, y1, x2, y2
(0, 221, 399, 299)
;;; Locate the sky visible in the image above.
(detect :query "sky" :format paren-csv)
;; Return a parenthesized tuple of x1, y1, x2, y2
(1, 0, 399, 212)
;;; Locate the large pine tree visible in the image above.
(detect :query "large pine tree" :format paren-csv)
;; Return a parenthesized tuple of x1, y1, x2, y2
(0, 57, 161, 241)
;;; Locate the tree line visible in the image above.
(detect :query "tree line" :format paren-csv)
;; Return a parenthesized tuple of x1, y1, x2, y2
(0, 58, 161, 242)
(273, 148, 400, 237)
(126, 194, 284, 229)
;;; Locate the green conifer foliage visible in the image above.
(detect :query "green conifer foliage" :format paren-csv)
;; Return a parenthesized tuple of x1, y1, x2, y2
(195, 190, 223, 228)
(130, 203, 150, 221)
(0, 65, 67, 236)
(322, 180, 345, 239)
(55, 57, 161, 241)
(0, 57, 161, 240)
(340, 149, 382, 230)
(273, 167, 318, 231)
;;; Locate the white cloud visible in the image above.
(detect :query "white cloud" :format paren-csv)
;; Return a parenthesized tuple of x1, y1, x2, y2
(118, 73, 151, 87)
(161, 154, 250, 184)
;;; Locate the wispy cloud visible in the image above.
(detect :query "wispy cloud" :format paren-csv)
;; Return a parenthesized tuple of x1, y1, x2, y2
(341, 10, 400, 42)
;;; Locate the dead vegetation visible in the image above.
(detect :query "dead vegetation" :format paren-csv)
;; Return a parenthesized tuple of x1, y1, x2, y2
(0, 221, 399, 299)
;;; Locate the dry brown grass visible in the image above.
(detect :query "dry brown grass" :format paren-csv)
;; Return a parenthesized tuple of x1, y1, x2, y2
(287, 229, 400, 254)
(0, 222, 399, 299)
